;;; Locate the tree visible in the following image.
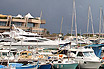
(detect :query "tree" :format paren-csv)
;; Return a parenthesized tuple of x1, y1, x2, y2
(65, 33, 74, 36)
(77, 33, 80, 36)
(46, 31, 50, 35)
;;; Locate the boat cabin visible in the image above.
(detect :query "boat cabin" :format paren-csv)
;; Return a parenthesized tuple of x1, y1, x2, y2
(0, 50, 16, 57)
(19, 51, 33, 59)
(68, 48, 96, 58)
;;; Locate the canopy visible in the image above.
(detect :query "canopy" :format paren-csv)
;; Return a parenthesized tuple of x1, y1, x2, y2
(86, 44, 104, 47)
(85, 44, 104, 58)
(25, 13, 34, 18)
(16, 14, 23, 18)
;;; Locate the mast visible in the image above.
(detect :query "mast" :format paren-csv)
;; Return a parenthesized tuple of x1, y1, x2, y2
(59, 16, 63, 42)
(87, 6, 90, 37)
(87, 6, 94, 40)
(38, 10, 42, 35)
(60, 16, 63, 34)
(36, 11, 42, 52)
(71, 0, 78, 43)
(99, 8, 102, 41)
(102, 16, 104, 38)
(8, 17, 12, 67)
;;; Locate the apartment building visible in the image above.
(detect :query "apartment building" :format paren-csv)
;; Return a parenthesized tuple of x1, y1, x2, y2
(0, 13, 46, 35)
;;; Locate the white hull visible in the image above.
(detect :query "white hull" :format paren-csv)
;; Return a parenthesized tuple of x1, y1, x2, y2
(79, 61, 101, 69)
(80, 62, 101, 69)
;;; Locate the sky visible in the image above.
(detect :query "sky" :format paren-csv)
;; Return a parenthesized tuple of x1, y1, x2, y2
(0, 0, 104, 35)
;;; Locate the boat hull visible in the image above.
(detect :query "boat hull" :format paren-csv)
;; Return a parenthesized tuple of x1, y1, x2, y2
(38, 64, 51, 69)
(16, 64, 38, 69)
(79, 61, 101, 69)
(9, 62, 38, 69)
(53, 63, 78, 69)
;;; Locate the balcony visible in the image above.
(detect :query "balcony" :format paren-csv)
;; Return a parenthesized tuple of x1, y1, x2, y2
(12, 19, 26, 22)
(28, 19, 46, 24)
(0, 19, 8, 22)
(41, 20, 46, 24)
(0, 26, 10, 29)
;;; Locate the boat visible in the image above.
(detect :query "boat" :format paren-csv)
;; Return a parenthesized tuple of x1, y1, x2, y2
(38, 64, 51, 69)
(0, 24, 76, 49)
(55, 41, 101, 69)
(52, 54, 78, 69)
(9, 62, 39, 69)
(17, 50, 38, 62)
(69, 47, 101, 69)
(0, 49, 17, 65)
(0, 65, 7, 68)
(85, 44, 104, 69)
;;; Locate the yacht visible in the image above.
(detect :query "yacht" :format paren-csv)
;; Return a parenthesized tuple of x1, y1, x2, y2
(0, 25, 76, 49)
(69, 47, 101, 69)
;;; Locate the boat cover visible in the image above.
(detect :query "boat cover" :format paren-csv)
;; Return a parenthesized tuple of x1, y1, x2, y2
(85, 44, 104, 58)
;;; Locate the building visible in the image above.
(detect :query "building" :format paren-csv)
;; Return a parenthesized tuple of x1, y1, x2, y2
(0, 13, 46, 35)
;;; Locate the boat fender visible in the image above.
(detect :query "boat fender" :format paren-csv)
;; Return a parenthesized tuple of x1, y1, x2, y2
(39, 55, 43, 58)
(59, 54, 63, 58)
(61, 65, 63, 68)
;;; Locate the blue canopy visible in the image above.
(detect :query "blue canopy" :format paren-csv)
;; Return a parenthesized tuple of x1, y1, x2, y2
(86, 44, 104, 47)
(85, 44, 104, 58)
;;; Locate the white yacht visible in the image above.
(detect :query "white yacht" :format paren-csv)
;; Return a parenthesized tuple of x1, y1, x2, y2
(69, 47, 101, 69)
(0, 25, 76, 49)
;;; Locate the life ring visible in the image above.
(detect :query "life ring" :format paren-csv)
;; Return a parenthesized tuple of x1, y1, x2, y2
(39, 55, 43, 58)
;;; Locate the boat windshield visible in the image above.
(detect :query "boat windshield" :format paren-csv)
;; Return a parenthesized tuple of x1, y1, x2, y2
(83, 52, 90, 57)
(83, 51, 95, 57)
(21, 53, 27, 55)
(16, 53, 19, 56)
(90, 51, 96, 57)
(2, 34, 9, 38)
(28, 53, 32, 56)
(2, 52, 7, 56)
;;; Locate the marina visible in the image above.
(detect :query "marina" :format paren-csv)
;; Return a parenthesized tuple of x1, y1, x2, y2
(0, 0, 104, 69)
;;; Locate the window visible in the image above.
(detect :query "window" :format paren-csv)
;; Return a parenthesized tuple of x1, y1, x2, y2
(77, 52, 83, 57)
(24, 40, 42, 42)
(21, 35, 35, 37)
(0, 53, 1, 57)
(28, 53, 32, 56)
(90, 52, 96, 57)
(2, 52, 7, 56)
(2, 34, 9, 38)
(0, 21, 6, 26)
(21, 53, 27, 55)
(83, 52, 90, 57)
(71, 51, 76, 54)
(27, 23, 35, 27)
(16, 53, 19, 56)
(11, 22, 22, 27)
(37, 38, 48, 41)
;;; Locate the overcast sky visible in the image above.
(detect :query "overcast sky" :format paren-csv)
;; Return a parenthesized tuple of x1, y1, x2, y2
(0, 0, 104, 35)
